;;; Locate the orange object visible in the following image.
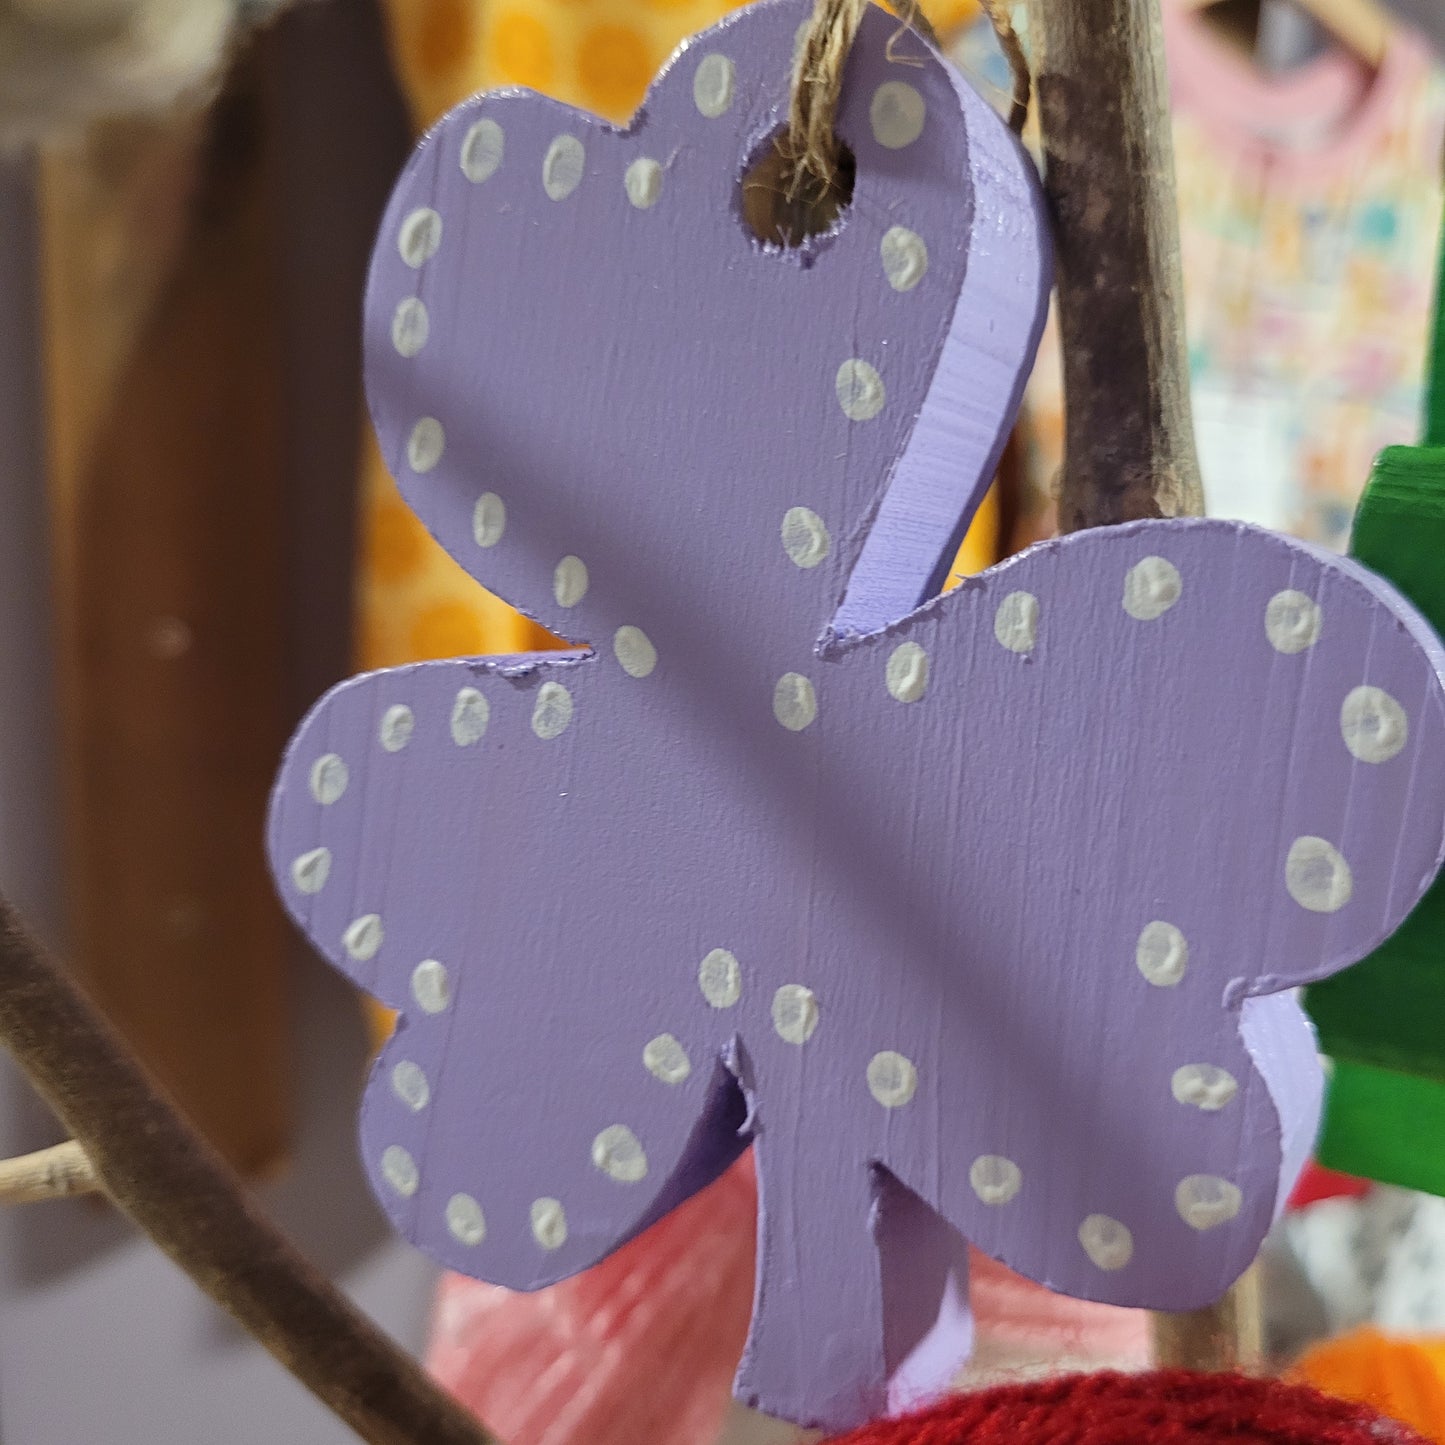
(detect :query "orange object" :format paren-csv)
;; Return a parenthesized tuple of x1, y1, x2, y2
(1295, 1328, 1445, 1442)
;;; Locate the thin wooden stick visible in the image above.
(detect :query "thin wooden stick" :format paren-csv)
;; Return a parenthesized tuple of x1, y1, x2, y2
(1024, 0, 1255, 1370)
(0, 1138, 99, 1205)
(0, 893, 497, 1445)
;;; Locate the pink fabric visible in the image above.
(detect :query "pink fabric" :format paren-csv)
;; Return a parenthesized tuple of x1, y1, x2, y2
(427, 1152, 1149, 1445)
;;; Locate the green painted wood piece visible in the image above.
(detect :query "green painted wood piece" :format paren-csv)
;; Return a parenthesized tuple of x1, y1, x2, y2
(1318, 1059, 1445, 1198)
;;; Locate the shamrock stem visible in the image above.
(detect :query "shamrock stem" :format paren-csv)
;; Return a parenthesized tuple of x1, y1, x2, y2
(0, 891, 496, 1445)
(1025, 0, 1206, 532)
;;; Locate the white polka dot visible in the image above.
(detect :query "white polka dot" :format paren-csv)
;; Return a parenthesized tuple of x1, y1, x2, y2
(1079, 1214, 1133, 1271)
(693, 53, 735, 117)
(473, 492, 506, 548)
(870, 81, 926, 148)
(446, 1192, 486, 1245)
(867, 1051, 918, 1108)
(1123, 556, 1182, 620)
(1175, 1174, 1242, 1232)
(391, 1060, 430, 1112)
(886, 642, 929, 703)
(460, 117, 504, 183)
(344, 914, 383, 962)
(1136, 921, 1188, 987)
(970, 1155, 1023, 1206)
(643, 1033, 691, 1085)
(880, 226, 928, 291)
(379, 704, 414, 752)
(625, 157, 662, 209)
(542, 135, 585, 201)
(592, 1125, 647, 1183)
(836, 359, 886, 422)
(1171, 1064, 1238, 1112)
(1286, 837, 1353, 913)
(613, 626, 657, 679)
(450, 688, 490, 746)
(781, 507, 830, 568)
(291, 847, 331, 895)
(531, 1197, 568, 1250)
(553, 556, 589, 609)
(391, 297, 429, 357)
(398, 207, 441, 267)
(309, 753, 348, 805)
(1265, 590, 1322, 654)
(994, 591, 1039, 654)
(773, 673, 817, 731)
(407, 417, 445, 473)
(699, 948, 741, 1008)
(1341, 685, 1408, 764)
(411, 959, 450, 1014)
(381, 1144, 418, 1197)
(772, 985, 819, 1045)
(531, 681, 573, 740)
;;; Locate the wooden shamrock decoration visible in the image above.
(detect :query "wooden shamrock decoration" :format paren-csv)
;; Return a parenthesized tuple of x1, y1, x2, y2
(268, 1, 1445, 1430)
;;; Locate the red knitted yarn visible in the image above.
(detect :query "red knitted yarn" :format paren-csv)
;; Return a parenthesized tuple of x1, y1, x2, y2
(823, 1370, 1435, 1445)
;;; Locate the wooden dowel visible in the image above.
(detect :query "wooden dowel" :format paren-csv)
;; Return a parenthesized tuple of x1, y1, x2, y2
(0, 1138, 99, 1205)
(0, 894, 497, 1445)
(1025, 0, 1257, 1370)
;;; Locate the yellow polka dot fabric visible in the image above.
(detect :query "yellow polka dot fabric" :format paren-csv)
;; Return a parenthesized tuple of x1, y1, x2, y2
(364, 0, 988, 674)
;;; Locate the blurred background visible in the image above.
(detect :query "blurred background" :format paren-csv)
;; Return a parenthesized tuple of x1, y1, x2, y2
(0, 1, 1443, 1441)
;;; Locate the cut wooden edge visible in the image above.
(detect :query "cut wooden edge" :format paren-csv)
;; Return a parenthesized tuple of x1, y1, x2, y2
(0, 1139, 100, 1206)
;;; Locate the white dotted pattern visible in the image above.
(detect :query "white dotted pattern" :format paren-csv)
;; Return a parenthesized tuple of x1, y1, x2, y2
(699, 948, 741, 1008)
(543, 135, 585, 201)
(309, 753, 348, 805)
(531, 1197, 568, 1250)
(1286, 836, 1353, 914)
(447, 1192, 487, 1246)
(880, 226, 928, 291)
(460, 117, 504, 183)
(1172, 1063, 1238, 1112)
(380, 704, 414, 753)
(473, 492, 506, 548)
(773, 673, 817, 731)
(1123, 556, 1182, 621)
(592, 1125, 648, 1183)
(1176, 1175, 1242, 1231)
(1265, 590, 1322, 654)
(392, 298, 429, 357)
(693, 53, 735, 117)
(1341, 685, 1408, 764)
(836, 359, 886, 422)
(772, 985, 819, 1045)
(870, 82, 926, 148)
(344, 914, 383, 962)
(970, 1155, 1023, 1206)
(1079, 1214, 1133, 1271)
(398, 208, 441, 267)
(412, 959, 451, 1014)
(407, 417, 445, 473)
(886, 642, 929, 703)
(643, 1033, 691, 1085)
(781, 507, 830, 568)
(867, 1051, 918, 1108)
(553, 556, 589, 609)
(450, 688, 490, 746)
(625, 157, 662, 209)
(292, 847, 331, 895)
(1136, 921, 1188, 987)
(531, 681, 574, 740)
(391, 1060, 430, 1112)
(994, 591, 1039, 654)
(381, 1144, 418, 1197)
(613, 626, 657, 679)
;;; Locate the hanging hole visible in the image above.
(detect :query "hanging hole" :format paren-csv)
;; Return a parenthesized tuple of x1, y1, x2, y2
(739, 129, 855, 250)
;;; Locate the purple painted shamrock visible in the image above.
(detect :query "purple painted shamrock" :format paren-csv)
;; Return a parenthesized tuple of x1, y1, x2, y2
(268, 1, 1445, 1432)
